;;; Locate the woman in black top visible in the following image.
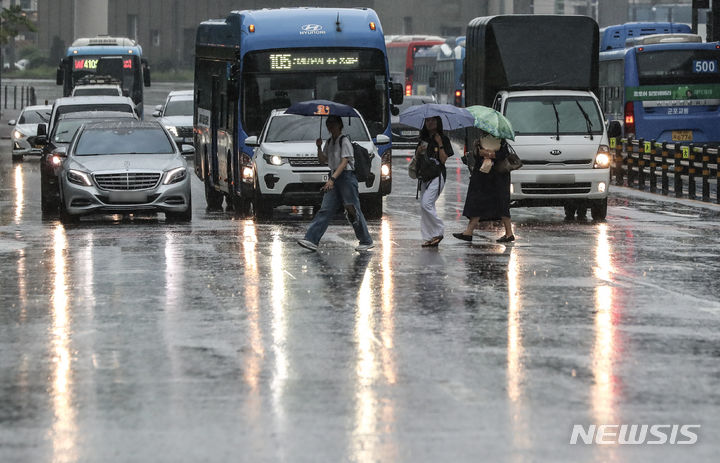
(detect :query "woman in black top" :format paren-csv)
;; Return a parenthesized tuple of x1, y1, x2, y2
(453, 136, 514, 243)
(416, 116, 454, 247)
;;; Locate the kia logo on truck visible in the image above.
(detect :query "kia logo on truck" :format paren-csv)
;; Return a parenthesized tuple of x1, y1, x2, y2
(300, 24, 325, 35)
(550, 149, 562, 156)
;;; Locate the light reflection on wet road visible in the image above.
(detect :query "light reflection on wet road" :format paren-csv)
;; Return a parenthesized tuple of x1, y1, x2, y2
(1, 150, 720, 462)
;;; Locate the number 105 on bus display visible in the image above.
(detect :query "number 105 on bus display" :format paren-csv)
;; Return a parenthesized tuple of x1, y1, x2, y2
(693, 60, 717, 73)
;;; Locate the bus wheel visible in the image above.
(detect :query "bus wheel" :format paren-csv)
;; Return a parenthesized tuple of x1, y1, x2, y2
(204, 176, 224, 210)
(361, 195, 383, 220)
(231, 194, 252, 217)
(591, 198, 608, 221)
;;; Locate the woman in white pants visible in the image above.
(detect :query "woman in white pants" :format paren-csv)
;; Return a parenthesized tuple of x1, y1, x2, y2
(416, 116, 454, 247)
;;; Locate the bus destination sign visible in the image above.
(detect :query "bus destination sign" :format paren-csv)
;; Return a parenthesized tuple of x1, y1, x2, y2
(268, 52, 360, 71)
(74, 57, 134, 70)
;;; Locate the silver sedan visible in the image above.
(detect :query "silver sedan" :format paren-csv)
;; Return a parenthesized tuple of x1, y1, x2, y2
(57, 120, 194, 223)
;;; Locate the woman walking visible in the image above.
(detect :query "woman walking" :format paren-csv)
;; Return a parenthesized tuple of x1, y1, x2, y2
(453, 133, 514, 243)
(416, 116, 454, 247)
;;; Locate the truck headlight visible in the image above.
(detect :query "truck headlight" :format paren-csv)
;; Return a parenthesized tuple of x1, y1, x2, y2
(594, 146, 611, 169)
(166, 126, 178, 137)
(163, 166, 187, 184)
(67, 169, 92, 186)
(263, 154, 285, 166)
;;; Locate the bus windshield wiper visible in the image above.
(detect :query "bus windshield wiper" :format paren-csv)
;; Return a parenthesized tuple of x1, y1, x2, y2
(551, 101, 560, 141)
(575, 101, 594, 140)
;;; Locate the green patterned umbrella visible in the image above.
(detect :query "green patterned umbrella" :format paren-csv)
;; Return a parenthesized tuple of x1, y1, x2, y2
(465, 105, 515, 141)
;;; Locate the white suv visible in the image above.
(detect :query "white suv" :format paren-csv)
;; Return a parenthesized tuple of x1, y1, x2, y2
(497, 90, 611, 220)
(245, 110, 389, 219)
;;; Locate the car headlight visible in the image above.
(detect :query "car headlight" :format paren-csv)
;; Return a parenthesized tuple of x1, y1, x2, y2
(163, 166, 187, 185)
(166, 126, 178, 137)
(594, 146, 611, 169)
(67, 169, 92, 186)
(263, 154, 286, 166)
(12, 130, 25, 140)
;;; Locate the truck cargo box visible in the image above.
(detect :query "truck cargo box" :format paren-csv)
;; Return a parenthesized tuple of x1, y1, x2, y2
(465, 15, 599, 107)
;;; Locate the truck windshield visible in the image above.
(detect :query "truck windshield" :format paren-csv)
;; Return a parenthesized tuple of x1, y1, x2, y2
(264, 114, 370, 143)
(505, 96, 604, 136)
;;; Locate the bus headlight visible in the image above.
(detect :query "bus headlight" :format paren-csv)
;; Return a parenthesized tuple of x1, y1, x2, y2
(381, 164, 390, 177)
(166, 126, 178, 137)
(263, 154, 285, 166)
(594, 146, 611, 169)
(242, 166, 254, 183)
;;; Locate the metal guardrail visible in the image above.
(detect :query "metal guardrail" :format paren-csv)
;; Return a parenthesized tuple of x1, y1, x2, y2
(1, 85, 37, 110)
(610, 137, 720, 204)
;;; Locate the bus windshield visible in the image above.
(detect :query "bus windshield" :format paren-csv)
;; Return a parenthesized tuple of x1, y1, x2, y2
(242, 49, 388, 137)
(72, 55, 140, 102)
(505, 96, 604, 136)
(264, 114, 370, 143)
(637, 49, 720, 85)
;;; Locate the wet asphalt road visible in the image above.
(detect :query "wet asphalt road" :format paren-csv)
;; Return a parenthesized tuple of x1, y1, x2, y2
(2, 101, 720, 462)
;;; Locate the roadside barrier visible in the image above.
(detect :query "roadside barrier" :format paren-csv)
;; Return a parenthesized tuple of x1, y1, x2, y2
(2, 85, 37, 110)
(610, 137, 719, 204)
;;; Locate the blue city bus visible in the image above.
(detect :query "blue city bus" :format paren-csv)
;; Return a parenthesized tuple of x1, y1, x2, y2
(435, 37, 465, 106)
(599, 22, 691, 51)
(599, 34, 720, 144)
(193, 8, 403, 213)
(56, 36, 151, 116)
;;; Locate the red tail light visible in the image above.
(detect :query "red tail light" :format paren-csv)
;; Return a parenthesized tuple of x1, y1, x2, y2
(405, 83, 412, 96)
(624, 101, 635, 136)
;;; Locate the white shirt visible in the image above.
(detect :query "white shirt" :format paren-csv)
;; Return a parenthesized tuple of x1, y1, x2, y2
(323, 135, 354, 172)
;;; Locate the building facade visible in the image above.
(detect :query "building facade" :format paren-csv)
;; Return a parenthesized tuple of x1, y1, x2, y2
(35, 0, 695, 69)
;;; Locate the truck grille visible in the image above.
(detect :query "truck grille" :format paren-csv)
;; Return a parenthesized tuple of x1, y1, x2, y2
(176, 126, 193, 138)
(288, 157, 323, 167)
(94, 172, 161, 190)
(521, 182, 591, 195)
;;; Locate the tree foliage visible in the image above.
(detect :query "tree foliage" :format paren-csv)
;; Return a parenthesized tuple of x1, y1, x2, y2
(0, 5, 36, 46)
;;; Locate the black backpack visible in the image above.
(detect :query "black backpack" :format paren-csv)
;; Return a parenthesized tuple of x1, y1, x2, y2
(339, 135, 374, 185)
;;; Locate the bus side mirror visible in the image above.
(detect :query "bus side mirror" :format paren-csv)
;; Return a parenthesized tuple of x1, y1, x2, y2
(607, 120, 622, 139)
(142, 59, 151, 87)
(56, 66, 63, 85)
(391, 82, 404, 105)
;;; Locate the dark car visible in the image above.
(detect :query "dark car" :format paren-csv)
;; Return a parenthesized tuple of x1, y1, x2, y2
(391, 95, 436, 150)
(40, 111, 139, 213)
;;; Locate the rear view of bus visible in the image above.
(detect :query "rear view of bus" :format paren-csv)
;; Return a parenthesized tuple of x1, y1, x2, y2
(599, 25, 720, 144)
(385, 35, 445, 96)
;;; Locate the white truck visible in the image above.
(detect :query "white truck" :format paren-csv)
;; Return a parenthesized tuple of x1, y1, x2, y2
(466, 15, 618, 220)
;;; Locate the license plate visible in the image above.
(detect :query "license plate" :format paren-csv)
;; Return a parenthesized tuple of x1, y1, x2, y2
(299, 173, 329, 183)
(672, 130, 693, 142)
(108, 191, 148, 203)
(401, 130, 418, 136)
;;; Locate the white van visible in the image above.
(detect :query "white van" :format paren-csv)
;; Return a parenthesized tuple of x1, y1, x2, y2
(495, 90, 611, 220)
(244, 110, 389, 219)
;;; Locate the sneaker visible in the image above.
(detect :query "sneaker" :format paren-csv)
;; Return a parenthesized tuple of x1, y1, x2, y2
(297, 239, 318, 251)
(355, 243, 375, 252)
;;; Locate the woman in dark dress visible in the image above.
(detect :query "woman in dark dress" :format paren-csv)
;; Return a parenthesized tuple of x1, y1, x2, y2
(453, 135, 514, 243)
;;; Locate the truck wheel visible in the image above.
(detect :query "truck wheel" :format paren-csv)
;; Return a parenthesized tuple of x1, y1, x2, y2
(591, 198, 608, 221)
(204, 176, 224, 210)
(361, 195, 383, 220)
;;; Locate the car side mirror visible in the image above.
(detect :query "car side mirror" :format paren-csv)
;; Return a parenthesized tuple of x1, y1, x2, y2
(36, 123, 47, 137)
(390, 106, 399, 116)
(607, 120, 622, 139)
(152, 110, 161, 117)
(154, 104, 163, 111)
(181, 144, 195, 155)
(245, 136, 259, 147)
(8, 119, 16, 126)
(375, 134, 391, 145)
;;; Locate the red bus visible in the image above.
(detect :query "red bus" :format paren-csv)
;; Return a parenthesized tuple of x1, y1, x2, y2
(385, 35, 445, 96)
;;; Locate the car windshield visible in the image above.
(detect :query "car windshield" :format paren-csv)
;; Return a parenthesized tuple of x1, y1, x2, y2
(18, 109, 49, 124)
(164, 98, 193, 117)
(264, 115, 370, 143)
(74, 88, 121, 96)
(74, 127, 174, 155)
(504, 96, 604, 135)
